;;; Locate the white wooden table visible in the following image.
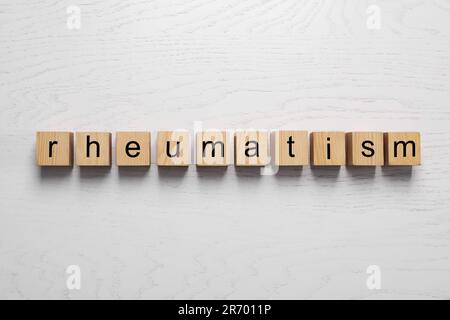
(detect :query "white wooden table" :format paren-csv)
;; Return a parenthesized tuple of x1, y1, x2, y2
(1, 0, 450, 299)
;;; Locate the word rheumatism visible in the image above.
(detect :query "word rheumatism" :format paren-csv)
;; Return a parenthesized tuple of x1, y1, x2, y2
(36, 131, 421, 167)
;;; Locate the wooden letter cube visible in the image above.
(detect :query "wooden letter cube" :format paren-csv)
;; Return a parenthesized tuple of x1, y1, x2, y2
(76, 132, 112, 166)
(157, 131, 190, 166)
(384, 132, 421, 166)
(310, 132, 346, 166)
(36, 131, 73, 166)
(116, 132, 151, 166)
(234, 131, 269, 166)
(346, 132, 384, 166)
(274, 130, 309, 166)
(196, 131, 229, 166)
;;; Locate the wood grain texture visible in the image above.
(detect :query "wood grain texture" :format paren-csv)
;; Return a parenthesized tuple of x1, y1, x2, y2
(234, 131, 270, 166)
(384, 132, 421, 166)
(196, 131, 229, 166)
(116, 132, 151, 166)
(346, 132, 384, 166)
(1, 0, 450, 299)
(274, 130, 309, 166)
(311, 132, 346, 166)
(75, 132, 112, 166)
(156, 131, 190, 166)
(36, 131, 73, 166)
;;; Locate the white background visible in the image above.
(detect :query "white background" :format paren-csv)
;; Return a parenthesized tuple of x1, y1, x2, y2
(1, 0, 450, 299)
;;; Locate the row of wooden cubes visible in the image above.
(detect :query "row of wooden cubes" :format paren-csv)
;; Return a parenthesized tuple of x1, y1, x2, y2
(36, 131, 421, 167)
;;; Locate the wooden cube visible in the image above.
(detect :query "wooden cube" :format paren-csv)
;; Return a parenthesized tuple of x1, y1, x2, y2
(346, 132, 384, 166)
(310, 132, 346, 166)
(384, 132, 421, 166)
(36, 131, 73, 166)
(234, 131, 269, 166)
(116, 132, 151, 166)
(76, 132, 111, 166)
(196, 131, 229, 166)
(157, 131, 190, 166)
(274, 130, 309, 166)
